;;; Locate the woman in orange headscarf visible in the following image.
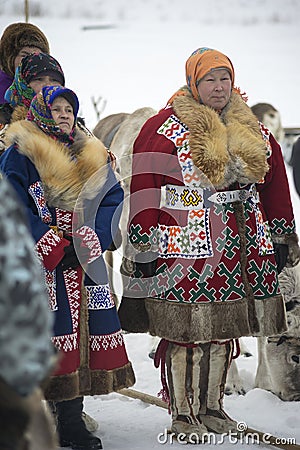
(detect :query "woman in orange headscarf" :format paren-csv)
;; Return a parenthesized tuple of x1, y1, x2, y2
(119, 47, 299, 442)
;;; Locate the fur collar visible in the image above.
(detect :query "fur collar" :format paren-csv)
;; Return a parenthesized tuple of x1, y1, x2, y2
(5, 120, 108, 210)
(10, 105, 28, 123)
(173, 90, 269, 188)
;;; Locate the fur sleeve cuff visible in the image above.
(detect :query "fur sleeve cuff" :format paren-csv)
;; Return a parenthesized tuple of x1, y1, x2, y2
(272, 232, 300, 267)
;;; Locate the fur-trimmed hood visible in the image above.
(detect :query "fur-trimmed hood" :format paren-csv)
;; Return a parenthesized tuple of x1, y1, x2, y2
(173, 90, 269, 188)
(5, 119, 109, 210)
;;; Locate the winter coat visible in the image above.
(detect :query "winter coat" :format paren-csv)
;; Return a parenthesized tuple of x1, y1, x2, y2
(0, 104, 26, 155)
(0, 68, 12, 103)
(122, 91, 299, 344)
(0, 120, 135, 401)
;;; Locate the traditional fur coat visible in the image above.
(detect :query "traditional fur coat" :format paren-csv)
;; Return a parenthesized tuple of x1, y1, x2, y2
(0, 120, 135, 401)
(120, 91, 299, 343)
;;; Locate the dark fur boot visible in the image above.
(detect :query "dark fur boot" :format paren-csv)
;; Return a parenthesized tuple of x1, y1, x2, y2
(56, 397, 102, 450)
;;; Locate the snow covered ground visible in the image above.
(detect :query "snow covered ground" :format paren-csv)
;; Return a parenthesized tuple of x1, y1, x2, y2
(1, 1, 300, 448)
(83, 333, 300, 450)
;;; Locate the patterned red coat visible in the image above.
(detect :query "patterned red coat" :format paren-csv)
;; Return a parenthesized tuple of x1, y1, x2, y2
(124, 91, 299, 343)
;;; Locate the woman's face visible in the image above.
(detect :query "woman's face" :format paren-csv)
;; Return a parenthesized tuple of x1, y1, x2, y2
(197, 69, 232, 110)
(14, 46, 43, 71)
(51, 96, 74, 134)
(29, 75, 63, 94)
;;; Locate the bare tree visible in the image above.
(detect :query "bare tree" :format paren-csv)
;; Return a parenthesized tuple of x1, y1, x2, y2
(91, 95, 107, 121)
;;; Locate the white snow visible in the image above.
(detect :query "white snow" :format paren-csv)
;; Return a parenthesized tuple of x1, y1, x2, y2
(1, 1, 300, 448)
(84, 333, 300, 449)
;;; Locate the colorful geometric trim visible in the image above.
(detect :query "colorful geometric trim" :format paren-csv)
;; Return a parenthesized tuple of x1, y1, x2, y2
(52, 332, 78, 352)
(86, 284, 115, 310)
(63, 268, 81, 333)
(129, 224, 158, 247)
(148, 262, 185, 299)
(56, 208, 73, 232)
(164, 184, 255, 209)
(28, 181, 52, 224)
(157, 115, 189, 148)
(75, 226, 102, 263)
(45, 268, 57, 311)
(35, 229, 61, 258)
(158, 207, 213, 258)
(89, 330, 125, 351)
(156, 116, 214, 258)
(253, 204, 274, 256)
(248, 259, 280, 298)
(259, 122, 272, 159)
(270, 217, 295, 235)
(165, 185, 204, 209)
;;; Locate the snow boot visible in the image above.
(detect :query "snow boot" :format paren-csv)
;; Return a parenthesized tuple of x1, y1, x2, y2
(56, 397, 102, 450)
(166, 343, 208, 443)
(198, 341, 239, 434)
(49, 401, 99, 432)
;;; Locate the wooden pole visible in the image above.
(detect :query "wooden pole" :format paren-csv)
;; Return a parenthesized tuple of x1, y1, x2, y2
(24, 0, 29, 22)
(118, 388, 168, 410)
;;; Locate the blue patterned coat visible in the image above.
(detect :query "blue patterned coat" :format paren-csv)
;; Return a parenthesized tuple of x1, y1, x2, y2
(0, 119, 135, 400)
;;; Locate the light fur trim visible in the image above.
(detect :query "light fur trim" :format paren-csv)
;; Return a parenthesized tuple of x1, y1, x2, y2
(145, 295, 287, 342)
(5, 120, 108, 210)
(173, 91, 269, 188)
(44, 362, 135, 400)
(173, 95, 229, 187)
(10, 105, 28, 123)
(222, 93, 270, 184)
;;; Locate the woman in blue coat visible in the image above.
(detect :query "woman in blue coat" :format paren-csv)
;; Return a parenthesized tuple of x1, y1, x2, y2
(0, 85, 135, 450)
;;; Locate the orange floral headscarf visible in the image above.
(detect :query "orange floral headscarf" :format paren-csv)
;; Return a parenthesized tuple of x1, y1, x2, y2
(165, 47, 247, 109)
(186, 47, 235, 101)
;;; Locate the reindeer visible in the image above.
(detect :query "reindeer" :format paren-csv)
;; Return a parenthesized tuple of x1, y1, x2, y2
(93, 107, 157, 305)
(251, 102, 285, 143)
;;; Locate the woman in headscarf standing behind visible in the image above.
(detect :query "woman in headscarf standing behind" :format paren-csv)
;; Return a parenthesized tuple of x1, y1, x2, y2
(0, 51, 65, 154)
(0, 85, 135, 450)
(119, 47, 300, 442)
(0, 22, 50, 123)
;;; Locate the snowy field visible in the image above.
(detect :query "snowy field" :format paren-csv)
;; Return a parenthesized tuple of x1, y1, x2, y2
(84, 333, 299, 450)
(1, 0, 300, 129)
(1, 1, 300, 448)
